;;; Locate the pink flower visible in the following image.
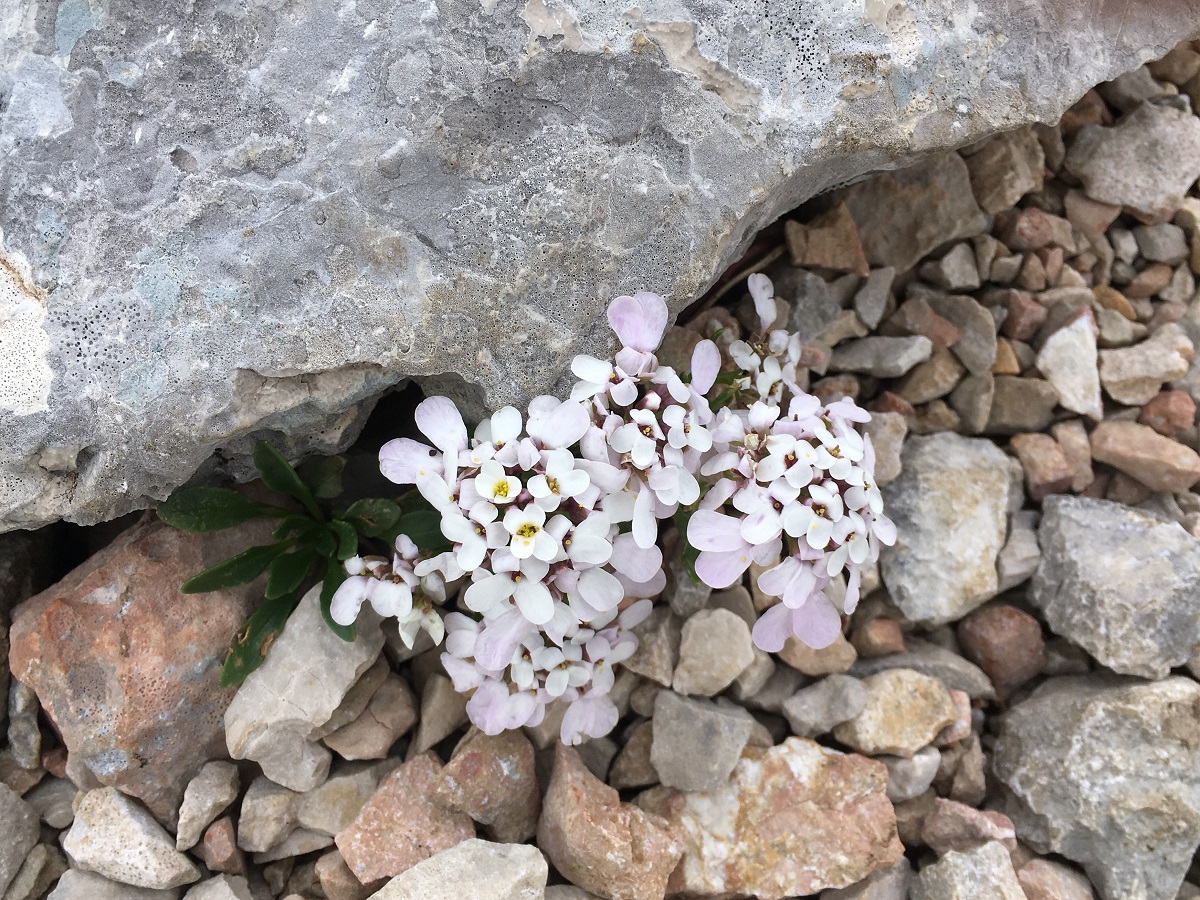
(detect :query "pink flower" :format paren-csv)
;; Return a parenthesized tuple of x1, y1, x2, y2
(607, 291, 670, 352)
(752, 594, 843, 652)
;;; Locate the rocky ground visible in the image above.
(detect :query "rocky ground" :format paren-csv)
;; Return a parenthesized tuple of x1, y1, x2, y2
(4, 39, 1200, 900)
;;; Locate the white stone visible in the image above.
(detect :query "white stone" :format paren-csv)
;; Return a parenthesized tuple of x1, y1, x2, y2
(48, 870, 180, 900)
(1036, 316, 1102, 419)
(224, 586, 385, 791)
(672, 608, 755, 697)
(62, 788, 200, 890)
(175, 761, 239, 851)
(182, 876, 253, 900)
(367, 839, 547, 899)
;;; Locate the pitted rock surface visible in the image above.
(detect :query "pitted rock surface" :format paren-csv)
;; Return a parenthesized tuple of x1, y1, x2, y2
(2, 1, 1198, 530)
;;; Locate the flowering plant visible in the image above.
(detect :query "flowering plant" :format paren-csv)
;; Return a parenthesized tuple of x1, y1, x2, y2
(163, 275, 894, 745)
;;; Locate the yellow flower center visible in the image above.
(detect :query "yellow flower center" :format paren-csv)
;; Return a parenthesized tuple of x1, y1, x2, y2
(493, 481, 510, 499)
(546, 476, 560, 494)
(516, 523, 539, 539)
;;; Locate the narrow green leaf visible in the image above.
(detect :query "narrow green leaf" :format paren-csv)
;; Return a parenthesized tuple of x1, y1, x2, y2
(390, 508, 451, 551)
(673, 507, 702, 584)
(265, 549, 317, 600)
(319, 559, 356, 642)
(329, 520, 359, 560)
(253, 441, 322, 519)
(157, 486, 284, 532)
(181, 542, 291, 594)
(219, 591, 302, 687)
(343, 498, 403, 539)
(273, 514, 320, 542)
(298, 455, 346, 500)
(313, 529, 337, 558)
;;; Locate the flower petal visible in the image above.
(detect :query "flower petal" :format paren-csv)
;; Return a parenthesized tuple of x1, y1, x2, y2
(747, 273, 778, 332)
(571, 355, 613, 384)
(694, 547, 752, 589)
(690, 339, 721, 394)
(379, 438, 441, 485)
(415, 396, 468, 454)
(688, 509, 747, 552)
(792, 592, 843, 649)
(609, 533, 662, 582)
(608, 291, 669, 352)
(577, 568, 624, 613)
(531, 399, 591, 449)
(514, 579, 555, 625)
(463, 573, 516, 613)
(751, 602, 793, 653)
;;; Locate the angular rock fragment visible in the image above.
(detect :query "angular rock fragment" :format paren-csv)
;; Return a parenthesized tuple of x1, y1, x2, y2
(831, 336, 934, 378)
(62, 788, 200, 890)
(224, 586, 385, 792)
(650, 692, 753, 791)
(994, 675, 1200, 900)
(436, 729, 540, 844)
(335, 752, 473, 884)
(1089, 419, 1200, 493)
(538, 746, 682, 900)
(1032, 496, 1200, 678)
(176, 762, 239, 852)
(833, 669, 957, 757)
(881, 434, 1015, 625)
(1065, 103, 1200, 220)
(367, 840, 546, 900)
(639, 738, 902, 899)
(672, 608, 754, 696)
(909, 842, 1026, 900)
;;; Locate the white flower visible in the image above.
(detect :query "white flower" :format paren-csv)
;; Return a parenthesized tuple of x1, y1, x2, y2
(503, 504, 560, 561)
(528, 448, 591, 511)
(570, 355, 639, 406)
(463, 560, 555, 625)
(782, 482, 846, 550)
(662, 404, 712, 453)
(440, 511, 505, 572)
(473, 459, 521, 506)
(608, 408, 664, 469)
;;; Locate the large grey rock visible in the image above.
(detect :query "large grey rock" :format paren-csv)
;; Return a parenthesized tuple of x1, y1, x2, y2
(223, 586, 385, 792)
(1031, 496, 1200, 679)
(48, 870, 180, 900)
(651, 691, 753, 792)
(880, 434, 1017, 626)
(2, 2, 1197, 531)
(909, 842, 1025, 900)
(994, 675, 1200, 900)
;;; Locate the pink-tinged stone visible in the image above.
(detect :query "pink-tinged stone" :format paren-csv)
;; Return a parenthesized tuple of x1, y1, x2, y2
(436, 728, 540, 844)
(335, 752, 473, 884)
(1090, 420, 1200, 493)
(537, 745, 682, 900)
(851, 618, 906, 658)
(1000, 290, 1048, 341)
(638, 738, 902, 900)
(1139, 390, 1197, 436)
(921, 798, 1017, 856)
(785, 203, 870, 277)
(194, 816, 246, 875)
(881, 298, 962, 351)
(957, 606, 1047, 701)
(1009, 433, 1074, 502)
(1049, 420, 1094, 492)
(1017, 858, 1096, 900)
(8, 516, 269, 821)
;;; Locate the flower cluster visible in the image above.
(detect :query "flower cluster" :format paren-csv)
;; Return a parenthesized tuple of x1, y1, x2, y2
(338, 276, 893, 745)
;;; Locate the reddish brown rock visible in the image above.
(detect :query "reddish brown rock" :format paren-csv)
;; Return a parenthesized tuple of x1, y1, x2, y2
(1049, 420, 1094, 492)
(1124, 262, 1174, 299)
(1139, 390, 1197, 436)
(870, 391, 917, 417)
(8, 517, 268, 820)
(1090, 420, 1200, 492)
(1065, 189, 1121, 241)
(1000, 290, 1048, 341)
(1009, 433, 1074, 502)
(194, 817, 246, 875)
(779, 632, 857, 676)
(992, 339, 1023, 376)
(996, 207, 1060, 251)
(921, 798, 1017, 856)
(638, 738, 902, 899)
(957, 606, 1047, 701)
(537, 745, 682, 900)
(851, 618, 906, 659)
(1059, 89, 1112, 134)
(315, 849, 382, 900)
(335, 752, 473, 884)
(881, 298, 963, 351)
(785, 203, 870, 277)
(1017, 858, 1096, 900)
(436, 728, 540, 844)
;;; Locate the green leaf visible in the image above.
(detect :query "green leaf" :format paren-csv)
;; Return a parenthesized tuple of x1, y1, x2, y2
(314, 529, 337, 558)
(319, 558, 356, 642)
(272, 514, 320, 542)
(181, 542, 291, 594)
(329, 520, 359, 560)
(157, 486, 284, 532)
(710, 390, 736, 412)
(265, 548, 317, 600)
(253, 441, 322, 520)
(673, 507, 702, 584)
(298, 455, 346, 500)
(391, 508, 451, 552)
(343, 498, 403, 539)
(219, 591, 302, 687)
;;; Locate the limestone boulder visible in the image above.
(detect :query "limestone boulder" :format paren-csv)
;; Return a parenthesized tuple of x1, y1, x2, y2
(1, 1, 1198, 530)
(8, 517, 268, 820)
